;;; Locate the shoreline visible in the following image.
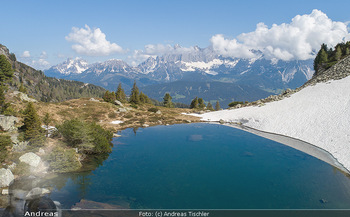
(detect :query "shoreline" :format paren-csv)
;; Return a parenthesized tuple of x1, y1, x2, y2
(207, 121, 350, 174)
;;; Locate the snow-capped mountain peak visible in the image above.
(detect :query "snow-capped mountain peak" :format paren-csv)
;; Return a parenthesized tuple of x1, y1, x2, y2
(53, 58, 89, 75)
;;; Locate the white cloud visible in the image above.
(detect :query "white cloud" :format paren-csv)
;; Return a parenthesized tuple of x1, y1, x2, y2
(65, 24, 125, 56)
(129, 44, 200, 65)
(211, 9, 350, 61)
(19, 50, 50, 70)
(21, 51, 31, 58)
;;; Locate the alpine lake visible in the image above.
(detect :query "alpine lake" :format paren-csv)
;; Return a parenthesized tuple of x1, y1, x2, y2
(45, 123, 350, 209)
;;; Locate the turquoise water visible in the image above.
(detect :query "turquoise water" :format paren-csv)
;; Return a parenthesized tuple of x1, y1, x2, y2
(48, 123, 350, 209)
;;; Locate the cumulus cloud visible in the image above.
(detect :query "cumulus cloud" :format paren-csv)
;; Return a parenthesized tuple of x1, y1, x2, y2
(19, 50, 50, 70)
(21, 51, 31, 58)
(66, 24, 125, 56)
(129, 44, 200, 65)
(211, 9, 350, 61)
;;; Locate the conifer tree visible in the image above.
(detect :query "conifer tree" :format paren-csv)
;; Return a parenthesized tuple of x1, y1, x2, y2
(198, 98, 206, 110)
(23, 102, 45, 146)
(335, 46, 342, 61)
(163, 93, 174, 108)
(190, 97, 199, 109)
(215, 101, 220, 111)
(207, 102, 214, 111)
(0, 86, 5, 113)
(0, 55, 14, 84)
(140, 91, 152, 104)
(346, 47, 350, 56)
(129, 81, 140, 104)
(103, 91, 116, 103)
(115, 83, 127, 102)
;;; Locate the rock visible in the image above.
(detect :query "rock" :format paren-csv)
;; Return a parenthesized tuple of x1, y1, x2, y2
(235, 104, 242, 108)
(11, 91, 37, 102)
(2, 189, 9, 195)
(319, 199, 328, 204)
(155, 110, 162, 115)
(114, 100, 124, 107)
(7, 163, 16, 171)
(0, 115, 18, 131)
(142, 124, 150, 128)
(12, 141, 29, 152)
(219, 119, 225, 124)
(198, 111, 205, 114)
(38, 148, 45, 154)
(19, 152, 41, 168)
(26, 187, 50, 199)
(118, 108, 128, 113)
(89, 98, 100, 102)
(10, 132, 19, 144)
(185, 120, 191, 123)
(113, 133, 121, 137)
(0, 168, 14, 188)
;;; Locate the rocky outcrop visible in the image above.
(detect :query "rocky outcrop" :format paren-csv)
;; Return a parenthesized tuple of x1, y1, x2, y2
(19, 152, 41, 167)
(0, 115, 18, 131)
(303, 55, 350, 87)
(10, 91, 37, 102)
(0, 168, 14, 188)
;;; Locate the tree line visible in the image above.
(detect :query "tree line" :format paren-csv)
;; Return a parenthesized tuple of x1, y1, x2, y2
(314, 41, 350, 75)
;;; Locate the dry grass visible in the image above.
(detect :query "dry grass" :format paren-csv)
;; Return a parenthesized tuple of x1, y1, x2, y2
(7, 94, 201, 133)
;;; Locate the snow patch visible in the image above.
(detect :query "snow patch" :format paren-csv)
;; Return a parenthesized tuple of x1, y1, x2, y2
(111, 120, 123, 124)
(193, 76, 350, 172)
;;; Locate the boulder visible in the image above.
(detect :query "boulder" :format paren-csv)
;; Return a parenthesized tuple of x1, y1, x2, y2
(114, 100, 124, 107)
(0, 115, 18, 131)
(12, 141, 29, 152)
(0, 168, 14, 188)
(155, 110, 162, 115)
(142, 124, 150, 128)
(19, 152, 41, 167)
(11, 91, 37, 102)
(118, 108, 128, 113)
(89, 98, 100, 102)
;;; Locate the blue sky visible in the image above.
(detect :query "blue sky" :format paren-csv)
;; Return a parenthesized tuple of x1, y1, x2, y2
(1, 0, 350, 69)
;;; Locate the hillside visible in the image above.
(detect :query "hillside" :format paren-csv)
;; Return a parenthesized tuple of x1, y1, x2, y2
(193, 54, 350, 172)
(0, 44, 105, 102)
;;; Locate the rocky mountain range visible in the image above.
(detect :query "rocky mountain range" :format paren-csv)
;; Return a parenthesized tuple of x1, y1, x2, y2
(45, 46, 314, 106)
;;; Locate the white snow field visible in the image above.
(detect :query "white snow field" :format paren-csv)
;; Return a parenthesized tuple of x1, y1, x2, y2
(193, 76, 350, 171)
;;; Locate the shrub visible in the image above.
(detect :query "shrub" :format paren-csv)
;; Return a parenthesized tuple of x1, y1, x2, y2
(148, 107, 159, 113)
(12, 162, 31, 176)
(57, 119, 113, 154)
(0, 134, 11, 163)
(228, 101, 244, 107)
(45, 147, 81, 173)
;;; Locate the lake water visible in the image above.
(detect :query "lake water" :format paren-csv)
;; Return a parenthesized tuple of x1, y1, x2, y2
(47, 123, 350, 209)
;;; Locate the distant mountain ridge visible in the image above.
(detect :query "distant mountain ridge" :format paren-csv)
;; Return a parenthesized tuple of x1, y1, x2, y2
(44, 45, 314, 106)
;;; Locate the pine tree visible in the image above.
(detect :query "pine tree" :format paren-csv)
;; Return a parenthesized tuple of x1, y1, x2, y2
(129, 81, 140, 104)
(0, 55, 14, 84)
(335, 46, 342, 61)
(140, 91, 151, 104)
(163, 93, 174, 108)
(198, 98, 206, 110)
(102, 91, 116, 103)
(115, 83, 127, 102)
(207, 102, 214, 111)
(23, 102, 45, 146)
(190, 97, 199, 109)
(0, 86, 5, 113)
(215, 101, 220, 111)
(314, 44, 329, 75)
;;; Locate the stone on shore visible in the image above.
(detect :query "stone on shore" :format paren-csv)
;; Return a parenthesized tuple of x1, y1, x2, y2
(19, 152, 41, 168)
(0, 168, 14, 188)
